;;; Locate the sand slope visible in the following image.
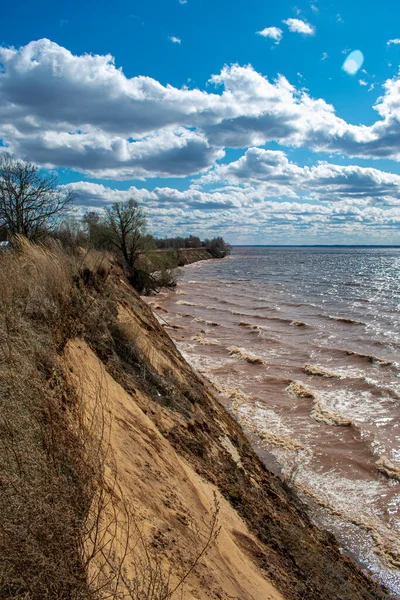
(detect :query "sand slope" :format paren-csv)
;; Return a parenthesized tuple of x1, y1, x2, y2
(65, 339, 284, 600)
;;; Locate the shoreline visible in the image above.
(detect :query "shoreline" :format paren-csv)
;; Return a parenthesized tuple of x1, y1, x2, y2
(148, 252, 399, 598)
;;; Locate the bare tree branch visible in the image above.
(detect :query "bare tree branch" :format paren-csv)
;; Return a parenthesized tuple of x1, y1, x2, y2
(0, 153, 75, 240)
(103, 199, 147, 268)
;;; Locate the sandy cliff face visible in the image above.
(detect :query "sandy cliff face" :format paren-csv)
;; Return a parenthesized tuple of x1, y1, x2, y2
(177, 248, 214, 265)
(64, 339, 284, 600)
(63, 269, 391, 600)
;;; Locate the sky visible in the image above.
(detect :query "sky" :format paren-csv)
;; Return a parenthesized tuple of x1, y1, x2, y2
(2, 0, 400, 244)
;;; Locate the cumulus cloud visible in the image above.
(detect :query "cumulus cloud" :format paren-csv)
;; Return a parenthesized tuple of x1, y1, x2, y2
(11, 128, 223, 179)
(256, 27, 283, 44)
(200, 147, 400, 205)
(66, 171, 400, 244)
(169, 36, 181, 44)
(3, 39, 400, 178)
(283, 18, 315, 35)
(387, 39, 400, 45)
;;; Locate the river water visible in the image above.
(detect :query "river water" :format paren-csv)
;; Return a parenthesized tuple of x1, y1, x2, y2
(148, 246, 400, 595)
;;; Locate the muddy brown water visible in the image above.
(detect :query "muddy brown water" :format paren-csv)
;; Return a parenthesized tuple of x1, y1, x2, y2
(146, 246, 400, 596)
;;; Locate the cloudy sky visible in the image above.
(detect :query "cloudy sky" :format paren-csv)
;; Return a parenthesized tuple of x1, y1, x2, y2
(2, 0, 400, 244)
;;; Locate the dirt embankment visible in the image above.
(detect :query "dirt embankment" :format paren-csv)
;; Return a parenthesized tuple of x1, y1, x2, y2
(177, 248, 214, 265)
(62, 264, 392, 600)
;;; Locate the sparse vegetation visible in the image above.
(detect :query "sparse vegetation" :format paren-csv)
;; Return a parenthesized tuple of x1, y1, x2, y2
(0, 154, 74, 240)
(204, 236, 232, 258)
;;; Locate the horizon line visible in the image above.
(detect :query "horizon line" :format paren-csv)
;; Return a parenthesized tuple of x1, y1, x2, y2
(231, 244, 400, 248)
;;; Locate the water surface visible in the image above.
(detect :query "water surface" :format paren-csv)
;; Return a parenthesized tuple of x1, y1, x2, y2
(148, 247, 400, 595)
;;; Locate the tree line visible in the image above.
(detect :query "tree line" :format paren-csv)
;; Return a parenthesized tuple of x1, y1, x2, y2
(0, 154, 231, 292)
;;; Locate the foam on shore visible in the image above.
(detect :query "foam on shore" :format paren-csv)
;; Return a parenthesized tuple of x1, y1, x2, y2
(376, 456, 400, 482)
(228, 347, 264, 364)
(303, 363, 340, 378)
(311, 401, 353, 427)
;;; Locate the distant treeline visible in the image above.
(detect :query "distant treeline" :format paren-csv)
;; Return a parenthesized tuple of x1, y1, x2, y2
(153, 235, 231, 257)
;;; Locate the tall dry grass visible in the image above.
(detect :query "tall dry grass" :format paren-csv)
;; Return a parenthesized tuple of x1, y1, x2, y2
(0, 238, 219, 599)
(0, 237, 110, 598)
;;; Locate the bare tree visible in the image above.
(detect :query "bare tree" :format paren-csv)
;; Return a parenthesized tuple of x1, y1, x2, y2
(0, 153, 74, 240)
(103, 199, 147, 268)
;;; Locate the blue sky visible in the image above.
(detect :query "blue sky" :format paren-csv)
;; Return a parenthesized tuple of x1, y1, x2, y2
(2, 0, 400, 243)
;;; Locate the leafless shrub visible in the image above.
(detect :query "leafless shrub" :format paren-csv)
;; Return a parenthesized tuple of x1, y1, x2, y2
(93, 487, 221, 600)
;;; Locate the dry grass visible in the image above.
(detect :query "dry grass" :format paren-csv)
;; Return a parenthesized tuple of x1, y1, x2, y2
(0, 238, 219, 600)
(0, 237, 110, 598)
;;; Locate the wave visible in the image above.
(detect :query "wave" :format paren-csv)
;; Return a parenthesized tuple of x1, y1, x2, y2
(311, 401, 352, 427)
(233, 403, 304, 451)
(290, 320, 306, 327)
(328, 315, 366, 325)
(176, 300, 201, 307)
(214, 383, 250, 404)
(376, 456, 400, 482)
(232, 310, 255, 317)
(238, 321, 259, 330)
(286, 381, 314, 399)
(284, 301, 318, 308)
(191, 334, 219, 346)
(230, 309, 292, 323)
(345, 350, 395, 367)
(364, 378, 400, 400)
(303, 364, 340, 378)
(193, 317, 221, 327)
(228, 347, 264, 365)
(373, 531, 400, 569)
(252, 305, 280, 311)
(257, 430, 305, 451)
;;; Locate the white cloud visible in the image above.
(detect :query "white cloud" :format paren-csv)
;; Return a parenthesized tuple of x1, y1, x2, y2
(169, 36, 181, 44)
(8, 127, 223, 180)
(283, 18, 315, 35)
(359, 79, 368, 86)
(3, 39, 400, 179)
(321, 52, 328, 61)
(1, 40, 400, 243)
(257, 27, 283, 44)
(200, 147, 400, 206)
(65, 156, 400, 243)
(387, 39, 400, 45)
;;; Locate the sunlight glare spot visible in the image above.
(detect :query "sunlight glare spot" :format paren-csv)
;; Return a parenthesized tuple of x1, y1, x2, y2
(342, 50, 364, 75)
